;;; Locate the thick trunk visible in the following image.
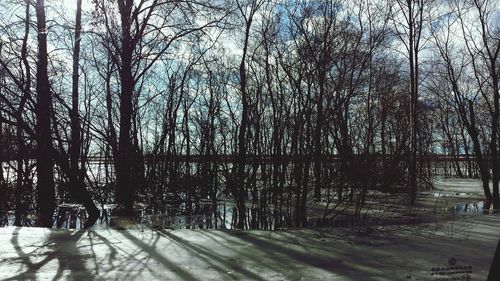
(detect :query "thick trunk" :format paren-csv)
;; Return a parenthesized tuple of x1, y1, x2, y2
(467, 103, 492, 210)
(115, 0, 135, 215)
(115, 65, 134, 214)
(35, 0, 55, 227)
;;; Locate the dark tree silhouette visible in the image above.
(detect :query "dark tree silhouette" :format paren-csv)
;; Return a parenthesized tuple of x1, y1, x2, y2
(35, 0, 56, 227)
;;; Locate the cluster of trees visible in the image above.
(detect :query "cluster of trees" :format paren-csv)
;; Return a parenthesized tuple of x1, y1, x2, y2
(0, 0, 498, 229)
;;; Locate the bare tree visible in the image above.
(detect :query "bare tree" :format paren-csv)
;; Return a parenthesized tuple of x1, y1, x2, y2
(35, 0, 56, 227)
(69, 0, 100, 227)
(92, 0, 226, 216)
(392, 0, 431, 205)
(233, 0, 265, 229)
(449, 0, 500, 210)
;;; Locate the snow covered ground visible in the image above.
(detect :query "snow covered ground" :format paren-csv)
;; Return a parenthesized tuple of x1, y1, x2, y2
(0, 213, 498, 281)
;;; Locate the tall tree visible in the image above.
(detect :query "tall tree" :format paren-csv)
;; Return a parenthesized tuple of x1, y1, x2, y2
(92, 0, 225, 216)
(469, 0, 500, 210)
(392, 0, 429, 205)
(70, 0, 100, 227)
(35, 0, 56, 227)
(0, 41, 4, 198)
(234, 0, 265, 229)
(429, 0, 500, 211)
(14, 0, 31, 226)
(236, 0, 252, 229)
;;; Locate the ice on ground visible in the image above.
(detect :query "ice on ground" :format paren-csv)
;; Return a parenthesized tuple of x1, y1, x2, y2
(432, 177, 488, 194)
(0, 214, 498, 281)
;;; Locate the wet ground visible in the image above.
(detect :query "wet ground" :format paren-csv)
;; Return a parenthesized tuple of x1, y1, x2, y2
(0, 177, 492, 231)
(0, 177, 497, 280)
(0, 213, 498, 280)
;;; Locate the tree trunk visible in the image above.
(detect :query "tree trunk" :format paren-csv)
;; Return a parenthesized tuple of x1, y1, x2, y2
(313, 71, 325, 201)
(408, 16, 418, 205)
(70, 0, 99, 227)
(115, 0, 135, 216)
(35, 0, 56, 227)
(467, 102, 492, 211)
(14, 0, 31, 226)
(235, 14, 254, 229)
(490, 57, 499, 210)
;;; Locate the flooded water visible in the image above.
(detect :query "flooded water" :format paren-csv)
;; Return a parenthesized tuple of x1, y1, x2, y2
(0, 203, 236, 230)
(0, 168, 490, 230)
(0, 200, 486, 230)
(451, 201, 484, 215)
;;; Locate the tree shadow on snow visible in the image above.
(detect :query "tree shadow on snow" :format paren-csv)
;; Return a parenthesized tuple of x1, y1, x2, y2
(223, 230, 384, 281)
(157, 230, 384, 281)
(158, 230, 268, 281)
(5, 228, 94, 281)
(116, 229, 200, 281)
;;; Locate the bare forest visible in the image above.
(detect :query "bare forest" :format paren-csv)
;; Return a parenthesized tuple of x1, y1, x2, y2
(0, 0, 499, 232)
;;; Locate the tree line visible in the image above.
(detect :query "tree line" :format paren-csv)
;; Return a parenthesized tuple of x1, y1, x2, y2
(0, 0, 498, 229)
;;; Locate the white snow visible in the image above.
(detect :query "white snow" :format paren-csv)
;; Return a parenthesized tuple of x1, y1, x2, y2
(0, 213, 498, 280)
